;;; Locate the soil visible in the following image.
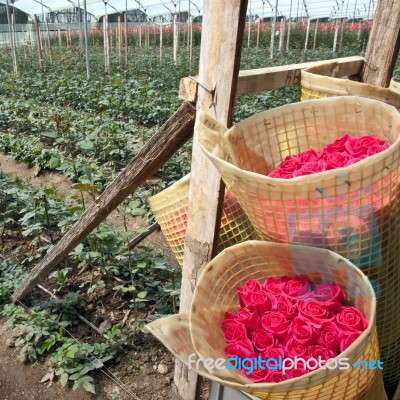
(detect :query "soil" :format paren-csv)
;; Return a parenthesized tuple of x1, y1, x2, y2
(0, 153, 201, 400)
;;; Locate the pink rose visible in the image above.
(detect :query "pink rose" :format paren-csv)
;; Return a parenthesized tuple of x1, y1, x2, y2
(344, 135, 386, 158)
(268, 168, 290, 179)
(278, 155, 301, 175)
(263, 344, 286, 360)
(308, 345, 336, 361)
(323, 134, 351, 154)
(298, 301, 335, 328)
(318, 322, 342, 353)
(285, 337, 308, 357)
(367, 143, 389, 156)
(312, 283, 346, 310)
(248, 367, 270, 382)
(345, 157, 365, 166)
(266, 370, 287, 383)
(324, 152, 352, 169)
(287, 367, 308, 379)
(263, 277, 290, 296)
(340, 331, 362, 352)
(292, 160, 327, 177)
(335, 306, 368, 335)
(277, 295, 297, 320)
(288, 317, 318, 345)
(237, 279, 262, 307)
(235, 308, 260, 331)
(252, 329, 275, 352)
(261, 312, 290, 340)
(224, 338, 256, 359)
(249, 290, 278, 314)
(298, 149, 320, 164)
(281, 277, 311, 301)
(222, 319, 247, 342)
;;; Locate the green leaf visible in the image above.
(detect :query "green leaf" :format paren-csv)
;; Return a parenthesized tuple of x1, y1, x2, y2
(60, 373, 69, 387)
(40, 131, 59, 139)
(71, 183, 99, 192)
(82, 381, 96, 394)
(40, 372, 54, 383)
(78, 140, 94, 150)
(137, 291, 148, 299)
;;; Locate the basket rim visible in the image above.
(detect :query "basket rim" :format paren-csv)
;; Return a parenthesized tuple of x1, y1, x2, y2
(189, 240, 377, 390)
(201, 96, 400, 188)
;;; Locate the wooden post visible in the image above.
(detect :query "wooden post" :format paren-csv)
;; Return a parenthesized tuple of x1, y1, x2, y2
(333, 21, 339, 55)
(173, 15, 178, 64)
(279, 17, 286, 53)
(189, 17, 193, 64)
(159, 21, 163, 62)
(360, 0, 400, 88)
(313, 18, 319, 50)
(247, 19, 251, 48)
(34, 15, 42, 69)
(174, 1, 248, 399)
(256, 17, 260, 51)
(124, 12, 128, 66)
(118, 16, 122, 60)
(339, 18, 346, 51)
(304, 18, 310, 51)
(139, 25, 142, 47)
(11, 101, 196, 303)
(45, 19, 53, 64)
(58, 28, 61, 46)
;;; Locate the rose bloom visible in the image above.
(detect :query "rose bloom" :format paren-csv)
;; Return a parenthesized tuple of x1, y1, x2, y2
(312, 283, 346, 310)
(298, 301, 335, 328)
(285, 337, 308, 358)
(277, 155, 301, 175)
(318, 322, 342, 353)
(247, 367, 270, 382)
(268, 168, 290, 179)
(237, 279, 262, 308)
(289, 317, 318, 345)
(224, 338, 256, 359)
(297, 148, 321, 164)
(250, 290, 278, 314)
(308, 345, 336, 361)
(340, 331, 362, 352)
(344, 135, 388, 158)
(323, 152, 352, 169)
(261, 311, 290, 340)
(266, 370, 287, 383)
(276, 295, 297, 320)
(281, 277, 311, 301)
(263, 277, 290, 296)
(234, 308, 260, 331)
(263, 343, 286, 360)
(252, 329, 275, 352)
(292, 160, 327, 177)
(335, 306, 368, 334)
(323, 134, 351, 154)
(222, 319, 247, 342)
(367, 143, 389, 156)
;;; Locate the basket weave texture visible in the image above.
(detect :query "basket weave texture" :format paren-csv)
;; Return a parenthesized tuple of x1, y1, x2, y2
(148, 174, 257, 267)
(197, 96, 400, 385)
(147, 241, 385, 399)
(300, 61, 400, 110)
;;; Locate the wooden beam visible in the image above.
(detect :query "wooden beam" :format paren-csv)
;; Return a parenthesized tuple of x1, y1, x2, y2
(173, 1, 248, 399)
(360, 0, 400, 87)
(179, 56, 364, 102)
(12, 101, 196, 302)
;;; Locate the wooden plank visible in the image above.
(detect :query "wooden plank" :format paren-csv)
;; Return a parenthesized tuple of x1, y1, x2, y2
(179, 56, 364, 102)
(12, 101, 196, 302)
(173, 1, 248, 399)
(360, 0, 400, 88)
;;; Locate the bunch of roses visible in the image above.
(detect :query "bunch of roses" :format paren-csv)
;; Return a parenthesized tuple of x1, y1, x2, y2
(268, 134, 389, 179)
(222, 276, 368, 383)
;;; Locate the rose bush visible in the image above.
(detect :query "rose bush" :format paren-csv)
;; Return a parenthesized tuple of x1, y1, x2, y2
(222, 276, 368, 383)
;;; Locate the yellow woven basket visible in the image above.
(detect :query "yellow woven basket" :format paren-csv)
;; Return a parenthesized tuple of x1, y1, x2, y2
(147, 242, 385, 400)
(197, 96, 400, 386)
(300, 61, 400, 110)
(148, 174, 257, 267)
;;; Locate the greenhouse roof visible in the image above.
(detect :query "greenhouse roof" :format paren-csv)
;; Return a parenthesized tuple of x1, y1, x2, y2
(0, 0, 376, 20)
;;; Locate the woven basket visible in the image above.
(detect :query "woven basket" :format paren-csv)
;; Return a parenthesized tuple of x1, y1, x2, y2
(197, 96, 400, 385)
(148, 174, 257, 267)
(300, 61, 400, 110)
(147, 241, 385, 400)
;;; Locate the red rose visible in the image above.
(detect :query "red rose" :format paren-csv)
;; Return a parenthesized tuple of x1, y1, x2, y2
(344, 135, 386, 158)
(268, 168, 290, 179)
(323, 134, 351, 154)
(312, 283, 346, 310)
(237, 279, 262, 307)
(298, 149, 320, 164)
(248, 367, 270, 382)
(367, 143, 389, 156)
(278, 155, 301, 175)
(340, 331, 362, 352)
(261, 312, 290, 340)
(289, 317, 318, 345)
(308, 345, 336, 361)
(318, 322, 342, 353)
(335, 306, 368, 335)
(281, 277, 311, 301)
(222, 319, 247, 342)
(263, 344, 285, 360)
(263, 277, 290, 296)
(345, 157, 365, 166)
(252, 329, 275, 352)
(292, 160, 327, 177)
(224, 338, 256, 359)
(298, 301, 335, 328)
(277, 295, 297, 320)
(285, 337, 308, 357)
(235, 308, 260, 331)
(286, 367, 308, 379)
(249, 290, 278, 314)
(266, 370, 287, 383)
(324, 152, 352, 169)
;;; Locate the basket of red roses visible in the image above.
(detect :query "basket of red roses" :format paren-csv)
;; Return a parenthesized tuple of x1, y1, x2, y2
(147, 241, 385, 399)
(300, 61, 400, 110)
(148, 174, 257, 267)
(196, 96, 400, 386)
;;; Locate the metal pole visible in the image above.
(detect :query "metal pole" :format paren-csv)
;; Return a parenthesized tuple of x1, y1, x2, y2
(77, 0, 83, 48)
(270, 0, 278, 59)
(286, 0, 293, 51)
(83, 0, 90, 80)
(125, 0, 128, 66)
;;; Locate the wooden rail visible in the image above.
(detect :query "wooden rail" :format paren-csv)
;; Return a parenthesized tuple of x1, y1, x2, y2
(179, 55, 365, 102)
